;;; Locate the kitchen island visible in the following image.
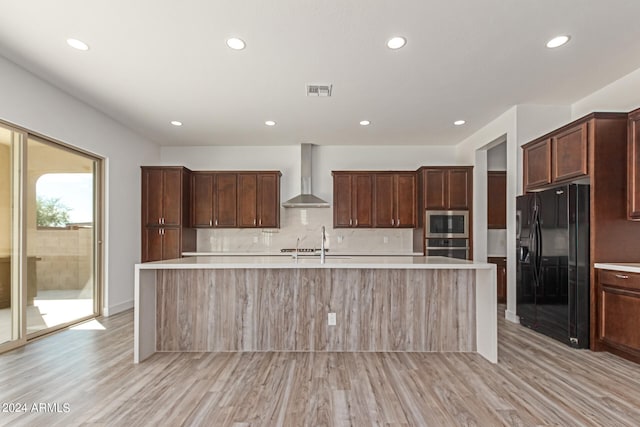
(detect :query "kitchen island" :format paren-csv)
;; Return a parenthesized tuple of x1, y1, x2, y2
(134, 256, 497, 363)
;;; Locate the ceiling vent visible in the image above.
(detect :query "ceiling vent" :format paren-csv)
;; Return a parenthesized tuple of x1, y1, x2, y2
(306, 84, 332, 97)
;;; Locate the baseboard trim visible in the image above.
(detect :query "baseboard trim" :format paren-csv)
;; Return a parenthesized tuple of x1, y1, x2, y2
(104, 299, 134, 317)
(505, 309, 520, 324)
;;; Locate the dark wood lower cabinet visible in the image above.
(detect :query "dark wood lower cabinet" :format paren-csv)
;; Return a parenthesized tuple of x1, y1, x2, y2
(488, 257, 507, 303)
(142, 227, 195, 262)
(596, 269, 640, 364)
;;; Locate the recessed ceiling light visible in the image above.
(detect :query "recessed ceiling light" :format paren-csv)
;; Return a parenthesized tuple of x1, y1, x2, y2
(170, 121, 183, 127)
(546, 35, 570, 49)
(226, 38, 246, 50)
(66, 38, 89, 51)
(265, 120, 276, 126)
(454, 120, 466, 126)
(387, 36, 407, 50)
(359, 120, 371, 126)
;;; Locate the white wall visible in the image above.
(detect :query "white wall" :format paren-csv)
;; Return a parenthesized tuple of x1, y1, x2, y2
(454, 105, 572, 323)
(161, 144, 460, 204)
(572, 66, 640, 118)
(0, 55, 160, 316)
(487, 142, 506, 171)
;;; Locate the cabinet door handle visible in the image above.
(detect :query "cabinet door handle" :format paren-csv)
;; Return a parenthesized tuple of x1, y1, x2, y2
(158, 228, 162, 235)
(615, 274, 629, 279)
(254, 218, 257, 226)
(215, 219, 218, 226)
(350, 219, 353, 226)
(209, 219, 212, 227)
(391, 219, 395, 226)
(259, 218, 262, 226)
(355, 218, 358, 226)
(397, 218, 400, 226)
(158, 218, 162, 225)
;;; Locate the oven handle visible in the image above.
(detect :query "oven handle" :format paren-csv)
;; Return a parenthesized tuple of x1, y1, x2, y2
(426, 246, 470, 250)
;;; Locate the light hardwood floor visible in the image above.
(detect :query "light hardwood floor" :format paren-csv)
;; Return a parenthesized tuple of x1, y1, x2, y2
(1, 307, 640, 426)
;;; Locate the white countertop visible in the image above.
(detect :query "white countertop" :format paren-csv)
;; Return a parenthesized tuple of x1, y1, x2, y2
(594, 263, 640, 274)
(182, 251, 424, 257)
(138, 255, 494, 270)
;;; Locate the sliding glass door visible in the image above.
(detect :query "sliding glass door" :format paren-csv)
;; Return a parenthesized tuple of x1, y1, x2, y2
(0, 122, 102, 351)
(25, 137, 100, 337)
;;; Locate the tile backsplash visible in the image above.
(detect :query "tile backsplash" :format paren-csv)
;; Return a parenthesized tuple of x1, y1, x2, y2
(196, 208, 414, 253)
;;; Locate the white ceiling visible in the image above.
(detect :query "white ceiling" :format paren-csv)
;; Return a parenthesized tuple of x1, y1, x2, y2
(1, 1, 640, 147)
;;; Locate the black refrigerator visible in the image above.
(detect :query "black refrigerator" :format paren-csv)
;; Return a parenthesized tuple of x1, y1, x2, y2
(516, 184, 590, 348)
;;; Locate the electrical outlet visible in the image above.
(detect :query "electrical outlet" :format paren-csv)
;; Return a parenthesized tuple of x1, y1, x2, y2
(328, 312, 336, 326)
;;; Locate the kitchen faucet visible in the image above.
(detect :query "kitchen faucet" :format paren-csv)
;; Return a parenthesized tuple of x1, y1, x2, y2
(293, 237, 300, 260)
(320, 226, 326, 264)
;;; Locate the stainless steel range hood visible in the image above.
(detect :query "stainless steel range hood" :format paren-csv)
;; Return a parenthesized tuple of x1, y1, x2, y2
(282, 144, 330, 208)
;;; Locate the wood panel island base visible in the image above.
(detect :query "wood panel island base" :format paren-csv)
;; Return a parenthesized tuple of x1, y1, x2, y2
(134, 256, 497, 363)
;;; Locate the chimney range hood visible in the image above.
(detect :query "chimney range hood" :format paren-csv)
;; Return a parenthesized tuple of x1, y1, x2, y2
(282, 144, 330, 208)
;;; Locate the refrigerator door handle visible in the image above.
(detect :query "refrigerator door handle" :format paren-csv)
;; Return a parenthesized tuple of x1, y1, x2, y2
(535, 211, 543, 281)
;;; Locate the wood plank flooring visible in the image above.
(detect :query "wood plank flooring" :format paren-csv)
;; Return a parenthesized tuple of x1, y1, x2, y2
(1, 307, 640, 426)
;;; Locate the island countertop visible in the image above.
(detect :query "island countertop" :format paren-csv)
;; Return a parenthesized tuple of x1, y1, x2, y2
(137, 255, 494, 270)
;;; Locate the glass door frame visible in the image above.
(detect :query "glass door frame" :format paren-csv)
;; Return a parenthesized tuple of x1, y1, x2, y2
(25, 134, 104, 340)
(0, 119, 105, 351)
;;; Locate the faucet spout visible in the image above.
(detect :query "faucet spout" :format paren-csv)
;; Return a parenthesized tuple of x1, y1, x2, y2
(320, 226, 326, 264)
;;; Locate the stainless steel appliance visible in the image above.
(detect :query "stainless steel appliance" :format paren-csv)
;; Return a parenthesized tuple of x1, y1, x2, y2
(426, 238, 469, 260)
(425, 210, 469, 238)
(516, 184, 590, 348)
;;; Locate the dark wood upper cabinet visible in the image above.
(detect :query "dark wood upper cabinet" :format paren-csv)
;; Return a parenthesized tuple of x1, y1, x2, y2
(552, 122, 588, 183)
(373, 174, 394, 227)
(142, 167, 189, 227)
(423, 169, 447, 210)
(333, 172, 373, 228)
(353, 174, 374, 227)
(421, 167, 472, 211)
(487, 171, 507, 229)
(333, 173, 354, 227)
(522, 115, 633, 192)
(523, 139, 552, 191)
(257, 173, 280, 228)
(191, 172, 214, 227)
(374, 173, 416, 228)
(237, 172, 281, 228)
(191, 171, 280, 229)
(214, 173, 238, 227)
(237, 173, 257, 227)
(629, 108, 640, 220)
(448, 169, 472, 210)
(334, 172, 414, 228)
(395, 173, 417, 228)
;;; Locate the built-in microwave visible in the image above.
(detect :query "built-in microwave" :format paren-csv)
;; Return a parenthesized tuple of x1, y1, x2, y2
(425, 210, 469, 238)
